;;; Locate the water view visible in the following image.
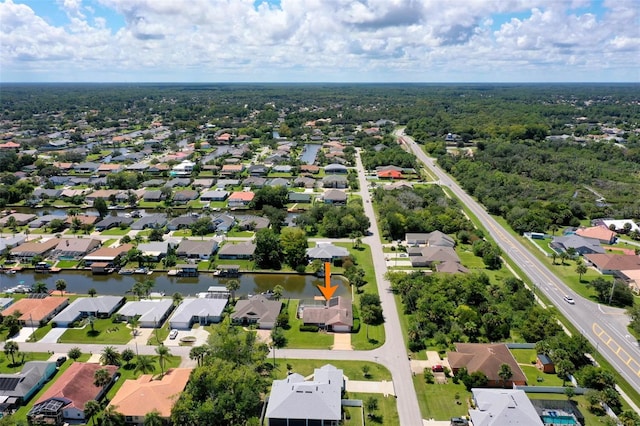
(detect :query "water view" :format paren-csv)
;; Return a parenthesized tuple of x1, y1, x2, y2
(0, 270, 349, 299)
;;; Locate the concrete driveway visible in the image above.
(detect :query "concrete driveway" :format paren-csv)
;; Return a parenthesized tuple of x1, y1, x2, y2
(39, 327, 67, 344)
(163, 327, 209, 347)
(346, 379, 395, 396)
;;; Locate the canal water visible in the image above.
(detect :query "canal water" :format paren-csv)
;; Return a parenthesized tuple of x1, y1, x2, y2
(0, 271, 349, 299)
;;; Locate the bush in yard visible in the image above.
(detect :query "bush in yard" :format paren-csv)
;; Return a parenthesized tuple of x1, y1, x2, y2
(299, 325, 319, 332)
(424, 368, 435, 384)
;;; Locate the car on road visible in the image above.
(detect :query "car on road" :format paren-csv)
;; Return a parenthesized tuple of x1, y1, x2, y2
(563, 295, 575, 304)
(169, 329, 179, 339)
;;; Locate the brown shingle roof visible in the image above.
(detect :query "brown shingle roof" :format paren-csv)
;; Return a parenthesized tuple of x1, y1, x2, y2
(447, 343, 526, 384)
(584, 253, 640, 271)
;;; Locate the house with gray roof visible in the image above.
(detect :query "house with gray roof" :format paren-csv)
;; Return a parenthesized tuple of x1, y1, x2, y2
(469, 389, 543, 426)
(31, 189, 62, 201)
(265, 178, 289, 187)
(212, 214, 235, 232)
(322, 175, 348, 189)
(247, 164, 269, 176)
(176, 239, 218, 260)
(143, 190, 165, 202)
(130, 214, 167, 230)
(406, 231, 456, 247)
(137, 241, 170, 261)
(231, 295, 282, 329)
(302, 297, 353, 332)
(288, 192, 312, 203)
(200, 189, 229, 201)
(142, 179, 165, 188)
(410, 246, 461, 267)
(117, 299, 174, 328)
(242, 176, 267, 188)
(0, 361, 57, 407)
(94, 216, 134, 231)
(73, 162, 100, 173)
(164, 178, 191, 188)
(0, 234, 27, 254)
(215, 179, 240, 189)
(324, 163, 348, 174)
(218, 241, 256, 259)
(265, 364, 343, 426)
(322, 189, 347, 205)
(29, 215, 68, 229)
(167, 215, 198, 231)
(192, 178, 214, 188)
(52, 296, 125, 327)
(236, 215, 270, 231)
(169, 298, 227, 329)
(294, 176, 316, 188)
(173, 189, 199, 204)
(306, 242, 349, 262)
(550, 235, 604, 255)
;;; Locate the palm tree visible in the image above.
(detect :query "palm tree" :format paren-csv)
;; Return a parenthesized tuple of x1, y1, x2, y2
(101, 405, 125, 426)
(93, 368, 112, 388)
(6, 216, 18, 233)
(226, 279, 240, 302)
(121, 348, 135, 367)
(4, 341, 19, 365)
(84, 400, 101, 426)
(155, 345, 171, 376)
(172, 292, 183, 306)
(142, 279, 154, 298)
(100, 346, 121, 366)
(88, 314, 96, 334)
(498, 363, 513, 388)
(88, 288, 97, 297)
(189, 345, 207, 367)
(129, 316, 140, 339)
(55, 279, 67, 296)
(559, 251, 569, 265)
(360, 305, 376, 340)
(143, 410, 163, 426)
(33, 281, 48, 294)
(576, 261, 588, 282)
(134, 355, 156, 375)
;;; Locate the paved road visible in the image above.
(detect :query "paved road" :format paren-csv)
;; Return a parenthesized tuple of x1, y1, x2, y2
(398, 129, 640, 398)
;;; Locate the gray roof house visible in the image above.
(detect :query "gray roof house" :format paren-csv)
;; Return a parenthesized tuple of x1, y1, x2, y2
(231, 295, 282, 329)
(288, 192, 312, 203)
(236, 215, 270, 231)
(215, 179, 240, 189)
(406, 231, 455, 247)
(28, 215, 68, 229)
(322, 189, 347, 205)
(410, 246, 461, 267)
(294, 176, 316, 188)
(130, 214, 167, 230)
(137, 241, 170, 261)
(322, 175, 348, 189)
(302, 297, 353, 332)
(306, 242, 349, 262)
(169, 298, 228, 330)
(200, 189, 229, 201)
(550, 235, 605, 255)
(242, 176, 267, 188)
(173, 189, 199, 204)
(143, 190, 165, 202)
(469, 389, 543, 426)
(176, 239, 218, 260)
(117, 299, 174, 328)
(0, 361, 57, 405)
(52, 296, 125, 327)
(164, 178, 191, 188)
(265, 364, 343, 426)
(212, 214, 235, 232)
(324, 163, 348, 174)
(142, 179, 165, 188)
(94, 216, 134, 231)
(218, 241, 256, 259)
(265, 178, 289, 187)
(167, 215, 198, 231)
(0, 234, 28, 254)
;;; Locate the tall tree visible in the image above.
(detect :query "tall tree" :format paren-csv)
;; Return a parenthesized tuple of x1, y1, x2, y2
(189, 345, 208, 367)
(280, 227, 308, 269)
(155, 345, 171, 376)
(33, 281, 48, 294)
(575, 261, 587, 282)
(254, 228, 283, 269)
(100, 346, 121, 366)
(93, 368, 112, 388)
(143, 410, 164, 426)
(101, 405, 125, 426)
(55, 279, 67, 296)
(88, 287, 97, 297)
(225, 279, 240, 302)
(3, 341, 19, 365)
(134, 355, 156, 375)
(498, 363, 513, 388)
(68, 347, 82, 361)
(93, 198, 108, 218)
(121, 348, 135, 367)
(84, 400, 101, 426)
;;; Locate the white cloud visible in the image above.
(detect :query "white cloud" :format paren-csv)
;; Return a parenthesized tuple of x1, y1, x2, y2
(0, 0, 638, 82)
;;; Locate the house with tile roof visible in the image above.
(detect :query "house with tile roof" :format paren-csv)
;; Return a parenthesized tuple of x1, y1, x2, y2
(265, 364, 343, 426)
(447, 343, 527, 388)
(107, 368, 192, 426)
(583, 253, 640, 274)
(575, 226, 617, 245)
(302, 297, 353, 332)
(30, 363, 118, 424)
(469, 389, 543, 426)
(82, 243, 133, 266)
(228, 191, 255, 208)
(1, 296, 69, 327)
(231, 295, 282, 329)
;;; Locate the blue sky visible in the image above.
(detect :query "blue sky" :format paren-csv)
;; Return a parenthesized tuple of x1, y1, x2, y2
(1, 0, 638, 83)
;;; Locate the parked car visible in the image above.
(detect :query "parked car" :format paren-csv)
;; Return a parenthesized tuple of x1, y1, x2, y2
(432, 364, 444, 372)
(169, 329, 179, 340)
(563, 295, 575, 304)
(56, 356, 67, 367)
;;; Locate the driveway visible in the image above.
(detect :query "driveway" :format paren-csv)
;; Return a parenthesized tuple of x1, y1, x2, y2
(8, 327, 36, 343)
(346, 379, 395, 396)
(39, 327, 68, 344)
(163, 327, 209, 347)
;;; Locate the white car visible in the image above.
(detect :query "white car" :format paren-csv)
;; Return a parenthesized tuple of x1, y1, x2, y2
(563, 295, 575, 305)
(169, 329, 179, 339)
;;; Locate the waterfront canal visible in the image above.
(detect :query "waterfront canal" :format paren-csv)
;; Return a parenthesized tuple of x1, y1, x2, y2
(0, 270, 349, 299)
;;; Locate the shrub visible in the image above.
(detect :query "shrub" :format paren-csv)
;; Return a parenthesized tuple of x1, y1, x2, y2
(299, 325, 319, 332)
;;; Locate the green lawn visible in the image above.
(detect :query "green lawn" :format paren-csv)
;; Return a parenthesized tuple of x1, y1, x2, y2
(58, 318, 133, 344)
(521, 365, 566, 387)
(214, 258, 255, 270)
(147, 323, 171, 346)
(0, 352, 51, 373)
(272, 359, 392, 382)
(349, 393, 399, 426)
(102, 238, 118, 247)
(281, 300, 334, 349)
(226, 230, 254, 237)
(100, 227, 131, 236)
(343, 405, 364, 426)
(55, 259, 80, 268)
(511, 348, 537, 365)
(413, 376, 470, 420)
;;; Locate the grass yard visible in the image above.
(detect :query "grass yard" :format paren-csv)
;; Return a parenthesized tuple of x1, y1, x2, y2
(272, 359, 392, 382)
(102, 238, 117, 247)
(0, 352, 51, 373)
(215, 258, 255, 271)
(348, 393, 399, 426)
(226, 229, 254, 238)
(54, 259, 79, 268)
(413, 375, 470, 420)
(147, 323, 171, 346)
(100, 227, 131, 236)
(343, 405, 364, 426)
(521, 365, 566, 387)
(511, 348, 537, 365)
(281, 300, 333, 349)
(58, 318, 133, 344)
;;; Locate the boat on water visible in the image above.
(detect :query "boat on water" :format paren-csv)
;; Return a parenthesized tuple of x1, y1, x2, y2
(133, 267, 151, 275)
(118, 269, 134, 275)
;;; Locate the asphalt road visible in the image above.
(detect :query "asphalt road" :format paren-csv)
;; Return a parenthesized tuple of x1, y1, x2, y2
(398, 129, 640, 398)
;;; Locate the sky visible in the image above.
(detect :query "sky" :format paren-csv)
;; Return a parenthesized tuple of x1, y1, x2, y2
(0, 0, 639, 83)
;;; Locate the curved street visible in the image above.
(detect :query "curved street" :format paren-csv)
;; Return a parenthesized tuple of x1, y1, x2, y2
(398, 128, 640, 399)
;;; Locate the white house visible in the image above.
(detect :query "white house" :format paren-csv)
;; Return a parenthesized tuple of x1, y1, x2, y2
(169, 298, 227, 330)
(172, 160, 195, 176)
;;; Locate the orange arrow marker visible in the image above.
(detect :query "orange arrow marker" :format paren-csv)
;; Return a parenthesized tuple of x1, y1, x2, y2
(318, 261, 337, 301)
